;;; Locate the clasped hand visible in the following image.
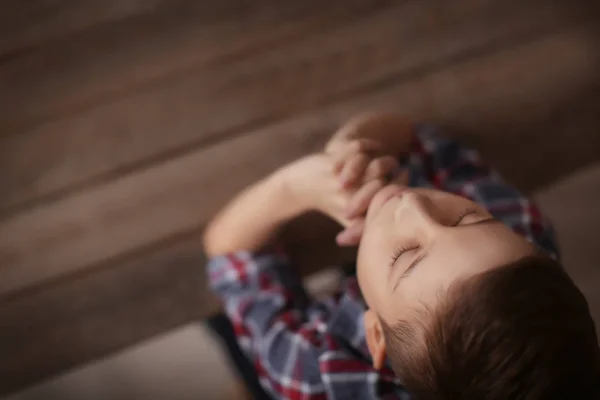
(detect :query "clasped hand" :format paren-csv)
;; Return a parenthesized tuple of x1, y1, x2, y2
(279, 137, 407, 247)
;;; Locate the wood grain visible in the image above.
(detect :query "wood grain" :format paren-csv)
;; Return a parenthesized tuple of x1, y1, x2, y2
(0, 230, 215, 396)
(0, 0, 166, 57)
(0, 26, 598, 298)
(0, 0, 389, 133)
(0, 112, 329, 297)
(1, 0, 594, 212)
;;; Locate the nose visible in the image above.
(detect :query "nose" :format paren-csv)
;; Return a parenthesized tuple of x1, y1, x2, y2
(394, 191, 445, 235)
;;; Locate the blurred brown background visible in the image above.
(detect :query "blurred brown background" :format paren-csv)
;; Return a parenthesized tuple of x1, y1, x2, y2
(0, 0, 599, 398)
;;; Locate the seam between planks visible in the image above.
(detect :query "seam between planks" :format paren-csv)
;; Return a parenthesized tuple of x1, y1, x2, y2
(1, 0, 398, 136)
(0, 19, 590, 220)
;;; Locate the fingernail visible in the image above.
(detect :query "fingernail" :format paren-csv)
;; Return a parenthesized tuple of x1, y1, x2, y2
(335, 233, 347, 246)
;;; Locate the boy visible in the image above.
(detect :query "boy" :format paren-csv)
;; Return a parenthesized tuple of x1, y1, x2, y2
(204, 113, 600, 399)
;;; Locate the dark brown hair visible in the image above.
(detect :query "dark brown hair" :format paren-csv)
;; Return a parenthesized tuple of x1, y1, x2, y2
(382, 256, 600, 399)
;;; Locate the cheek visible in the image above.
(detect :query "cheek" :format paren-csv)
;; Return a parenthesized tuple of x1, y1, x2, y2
(357, 220, 395, 308)
(356, 238, 374, 306)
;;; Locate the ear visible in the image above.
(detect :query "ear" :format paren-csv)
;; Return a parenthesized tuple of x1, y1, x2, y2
(364, 309, 387, 370)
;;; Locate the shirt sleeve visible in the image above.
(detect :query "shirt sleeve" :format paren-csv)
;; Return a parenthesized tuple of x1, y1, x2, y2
(405, 125, 559, 258)
(207, 246, 339, 399)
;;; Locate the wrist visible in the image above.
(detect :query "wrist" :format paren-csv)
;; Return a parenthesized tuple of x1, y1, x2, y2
(204, 172, 304, 256)
(266, 169, 309, 220)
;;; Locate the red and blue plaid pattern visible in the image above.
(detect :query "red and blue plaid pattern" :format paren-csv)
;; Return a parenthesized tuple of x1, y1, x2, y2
(208, 126, 558, 399)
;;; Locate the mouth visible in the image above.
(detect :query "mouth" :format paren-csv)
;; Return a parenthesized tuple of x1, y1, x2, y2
(368, 184, 408, 216)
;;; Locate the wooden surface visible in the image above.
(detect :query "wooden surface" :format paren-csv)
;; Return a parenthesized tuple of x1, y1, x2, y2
(0, 0, 599, 395)
(0, 0, 387, 134)
(0, 0, 592, 212)
(0, 0, 167, 57)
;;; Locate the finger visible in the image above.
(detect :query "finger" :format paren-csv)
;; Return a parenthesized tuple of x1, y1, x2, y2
(362, 156, 400, 182)
(336, 220, 365, 247)
(346, 179, 385, 219)
(326, 124, 360, 154)
(326, 130, 381, 154)
(339, 153, 370, 188)
(332, 139, 380, 174)
(330, 139, 381, 173)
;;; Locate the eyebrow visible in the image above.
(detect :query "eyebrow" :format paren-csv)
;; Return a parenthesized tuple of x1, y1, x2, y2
(392, 218, 500, 292)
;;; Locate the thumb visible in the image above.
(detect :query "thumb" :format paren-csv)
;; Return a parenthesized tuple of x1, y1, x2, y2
(335, 219, 365, 247)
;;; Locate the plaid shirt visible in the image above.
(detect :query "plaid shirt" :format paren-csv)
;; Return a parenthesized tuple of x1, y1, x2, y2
(208, 125, 559, 399)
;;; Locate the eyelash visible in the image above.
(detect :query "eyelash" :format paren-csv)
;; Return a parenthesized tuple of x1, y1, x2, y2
(389, 208, 478, 266)
(389, 244, 420, 267)
(452, 208, 478, 226)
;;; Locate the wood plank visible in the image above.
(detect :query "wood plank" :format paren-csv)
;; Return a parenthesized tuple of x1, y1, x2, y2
(1, 0, 594, 212)
(0, 0, 166, 57)
(0, 230, 215, 396)
(0, 0, 389, 133)
(0, 26, 598, 297)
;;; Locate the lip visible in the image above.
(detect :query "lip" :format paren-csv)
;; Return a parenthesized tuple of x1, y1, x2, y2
(368, 184, 408, 216)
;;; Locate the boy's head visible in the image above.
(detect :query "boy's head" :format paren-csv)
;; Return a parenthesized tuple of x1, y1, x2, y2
(356, 184, 600, 398)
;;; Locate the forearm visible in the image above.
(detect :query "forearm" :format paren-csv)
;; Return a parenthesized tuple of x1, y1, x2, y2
(203, 172, 302, 257)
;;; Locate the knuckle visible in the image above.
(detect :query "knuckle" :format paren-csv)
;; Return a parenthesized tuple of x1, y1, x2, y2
(369, 159, 386, 176)
(349, 140, 362, 152)
(350, 157, 367, 173)
(349, 158, 363, 172)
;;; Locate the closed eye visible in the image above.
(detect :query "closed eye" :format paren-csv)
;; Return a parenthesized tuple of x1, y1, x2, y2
(452, 208, 478, 227)
(392, 251, 427, 291)
(389, 244, 419, 268)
